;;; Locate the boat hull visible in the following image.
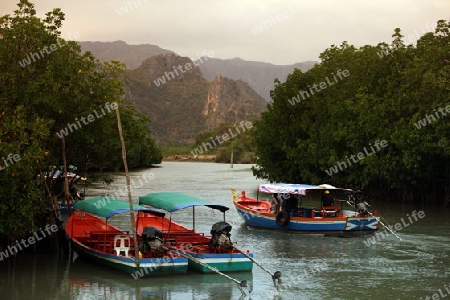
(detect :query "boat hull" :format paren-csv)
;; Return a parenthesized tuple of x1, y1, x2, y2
(65, 211, 189, 277)
(135, 211, 253, 273)
(188, 253, 254, 273)
(234, 197, 379, 236)
(71, 239, 188, 277)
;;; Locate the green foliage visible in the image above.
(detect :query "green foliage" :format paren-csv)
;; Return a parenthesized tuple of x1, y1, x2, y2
(0, 105, 50, 240)
(251, 20, 450, 204)
(192, 122, 256, 163)
(0, 1, 161, 240)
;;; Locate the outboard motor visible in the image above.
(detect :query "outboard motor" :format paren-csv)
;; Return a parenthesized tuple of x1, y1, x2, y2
(209, 221, 233, 252)
(139, 226, 166, 255)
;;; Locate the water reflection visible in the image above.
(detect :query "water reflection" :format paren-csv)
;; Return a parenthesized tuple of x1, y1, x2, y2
(1, 162, 450, 300)
(68, 256, 253, 300)
(0, 250, 254, 300)
(0, 252, 70, 300)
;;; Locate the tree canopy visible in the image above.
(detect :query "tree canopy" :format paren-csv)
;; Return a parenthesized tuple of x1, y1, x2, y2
(191, 121, 255, 163)
(251, 20, 450, 205)
(0, 0, 161, 242)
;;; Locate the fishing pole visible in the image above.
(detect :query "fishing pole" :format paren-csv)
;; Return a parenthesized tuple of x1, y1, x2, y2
(230, 241, 282, 286)
(367, 211, 404, 241)
(346, 200, 403, 241)
(347, 191, 404, 241)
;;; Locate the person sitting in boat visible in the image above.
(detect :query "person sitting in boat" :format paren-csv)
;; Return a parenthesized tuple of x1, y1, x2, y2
(270, 193, 280, 213)
(322, 190, 334, 207)
(209, 222, 233, 252)
(284, 194, 298, 215)
(356, 201, 370, 214)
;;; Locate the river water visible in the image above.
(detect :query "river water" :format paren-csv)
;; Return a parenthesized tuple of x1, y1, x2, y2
(1, 161, 449, 300)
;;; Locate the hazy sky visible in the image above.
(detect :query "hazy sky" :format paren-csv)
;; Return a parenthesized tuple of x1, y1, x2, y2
(1, 0, 448, 65)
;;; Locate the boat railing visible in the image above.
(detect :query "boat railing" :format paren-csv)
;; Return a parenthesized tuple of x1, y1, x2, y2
(82, 230, 131, 254)
(290, 208, 313, 218)
(163, 231, 210, 246)
(163, 230, 195, 235)
(290, 206, 343, 218)
(315, 206, 343, 218)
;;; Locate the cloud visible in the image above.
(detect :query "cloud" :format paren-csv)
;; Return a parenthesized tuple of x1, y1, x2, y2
(1, 0, 448, 64)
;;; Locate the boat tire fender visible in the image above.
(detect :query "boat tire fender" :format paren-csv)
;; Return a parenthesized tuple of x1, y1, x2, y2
(276, 211, 290, 227)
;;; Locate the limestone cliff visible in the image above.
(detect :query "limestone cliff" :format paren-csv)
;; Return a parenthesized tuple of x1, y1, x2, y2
(123, 54, 266, 146)
(203, 75, 267, 130)
(125, 53, 208, 146)
(199, 57, 316, 101)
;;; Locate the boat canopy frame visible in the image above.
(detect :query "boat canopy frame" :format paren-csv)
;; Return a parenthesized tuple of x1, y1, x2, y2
(138, 192, 229, 232)
(256, 183, 359, 212)
(257, 183, 346, 195)
(73, 197, 166, 219)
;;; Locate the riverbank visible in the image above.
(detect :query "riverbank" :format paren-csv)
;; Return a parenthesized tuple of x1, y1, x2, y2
(163, 154, 216, 162)
(163, 152, 256, 164)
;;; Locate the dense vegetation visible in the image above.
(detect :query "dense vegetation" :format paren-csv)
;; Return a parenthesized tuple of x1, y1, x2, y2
(191, 122, 256, 163)
(0, 1, 161, 244)
(252, 21, 449, 205)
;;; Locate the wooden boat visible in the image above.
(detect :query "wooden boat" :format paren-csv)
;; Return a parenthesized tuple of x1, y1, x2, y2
(232, 183, 380, 236)
(65, 197, 189, 277)
(138, 192, 254, 273)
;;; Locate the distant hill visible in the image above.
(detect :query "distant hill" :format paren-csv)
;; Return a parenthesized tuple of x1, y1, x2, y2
(199, 58, 316, 101)
(79, 40, 174, 69)
(125, 54, 267, 146)
(77, 41, 313, 145)
(78, 41, 316, 101)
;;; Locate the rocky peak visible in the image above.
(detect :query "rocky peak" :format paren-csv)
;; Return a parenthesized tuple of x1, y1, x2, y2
(129, 53, 204, 86)
(203, 75, 267, 130)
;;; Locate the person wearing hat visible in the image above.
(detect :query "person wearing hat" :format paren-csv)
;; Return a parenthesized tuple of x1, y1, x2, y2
(322, 190, 334, 207)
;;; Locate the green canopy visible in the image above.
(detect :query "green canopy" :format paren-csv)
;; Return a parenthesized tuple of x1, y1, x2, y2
(138, 192, 229, 213)
(73, 197, 165, 219)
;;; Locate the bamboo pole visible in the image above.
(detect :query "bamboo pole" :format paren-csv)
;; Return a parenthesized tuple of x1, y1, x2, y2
(230, 143, 233, 168)
(61, 135, 70, 216)
(115, 103, 140, 270)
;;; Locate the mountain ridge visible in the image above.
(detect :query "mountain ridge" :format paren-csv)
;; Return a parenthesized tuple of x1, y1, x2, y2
(77, 41, 314, 145)
(78, 40, 316, 101)
(124, 53, 267, 146)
